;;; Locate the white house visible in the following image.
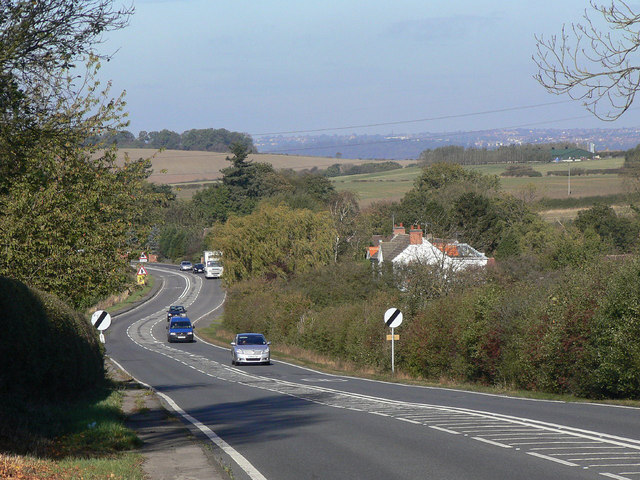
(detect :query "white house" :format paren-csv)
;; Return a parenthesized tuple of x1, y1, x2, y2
(367, 224, 491, 271)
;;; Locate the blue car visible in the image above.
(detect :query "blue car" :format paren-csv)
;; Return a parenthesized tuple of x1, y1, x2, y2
(167, 317, 194, 343)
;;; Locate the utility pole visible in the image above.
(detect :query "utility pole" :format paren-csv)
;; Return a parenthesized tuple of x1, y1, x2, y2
(568, 165, 571, 196)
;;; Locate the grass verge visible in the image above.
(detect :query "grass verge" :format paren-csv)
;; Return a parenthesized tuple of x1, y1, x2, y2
(1, 271, 158, 480)
(104, 275, 155, 315)
(0, 381, 144, 480)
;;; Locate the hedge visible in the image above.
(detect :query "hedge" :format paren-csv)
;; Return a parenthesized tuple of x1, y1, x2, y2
(0, 277, 104, 400)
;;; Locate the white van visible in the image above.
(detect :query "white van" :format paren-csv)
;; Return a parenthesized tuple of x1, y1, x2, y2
(205, 259, 223, 278)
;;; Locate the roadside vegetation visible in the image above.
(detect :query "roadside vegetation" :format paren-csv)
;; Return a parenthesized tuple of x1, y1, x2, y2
(0, 278, 144, 479)
(202, 159, 640, 400)
(0, 2, 154, 478)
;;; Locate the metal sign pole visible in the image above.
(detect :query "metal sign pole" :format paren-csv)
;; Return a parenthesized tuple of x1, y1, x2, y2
(391, 327, 395, 375)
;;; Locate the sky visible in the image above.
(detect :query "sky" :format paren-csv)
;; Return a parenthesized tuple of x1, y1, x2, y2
(98, 1, 640, 139)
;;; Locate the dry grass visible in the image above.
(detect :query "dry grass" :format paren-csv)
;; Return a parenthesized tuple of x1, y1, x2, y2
(112, 148, 413, 185)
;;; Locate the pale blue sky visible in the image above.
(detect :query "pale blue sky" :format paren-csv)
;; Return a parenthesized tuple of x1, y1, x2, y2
(99, 1, 640, 137)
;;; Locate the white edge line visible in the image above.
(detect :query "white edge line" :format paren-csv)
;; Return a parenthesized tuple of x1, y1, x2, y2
(527, 451, 579, 467)
(108, 357, 267, 480)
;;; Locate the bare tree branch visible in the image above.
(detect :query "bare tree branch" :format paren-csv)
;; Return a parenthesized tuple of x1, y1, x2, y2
(533, 0, 640, 120)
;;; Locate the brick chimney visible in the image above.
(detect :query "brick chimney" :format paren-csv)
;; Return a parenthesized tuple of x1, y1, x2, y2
(409, 225, 423, 245)
(393, 223, 406, 235)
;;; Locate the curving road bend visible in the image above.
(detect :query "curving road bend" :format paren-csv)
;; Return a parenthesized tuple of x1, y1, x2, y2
(106, 264, 640, 480)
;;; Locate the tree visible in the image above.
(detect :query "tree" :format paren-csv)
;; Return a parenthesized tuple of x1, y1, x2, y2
(574, 203, 640, 252)
(0, 144, 164, 308)
(412, 162, 500, 201)
(148, 129, 181, 149)
(191, 183, 233, 224)
(181, 128, 254, 152)
(397, 163, 500, 241)
(328, 191, 360, 262)
(0, 1, 170, 308)
(207, 203, 336, 284)
(0, 0, 133, 181)
(534, 1, 640, 121)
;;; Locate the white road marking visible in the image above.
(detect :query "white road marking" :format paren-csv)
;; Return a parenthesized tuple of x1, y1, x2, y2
(398, 417, 422, 425)
(600, 473, 634, 480)
(429, 425, 461, 435)
(527, 452, 580, 467)
(473, 437, 512, 448)
(301, 378, 348, 383)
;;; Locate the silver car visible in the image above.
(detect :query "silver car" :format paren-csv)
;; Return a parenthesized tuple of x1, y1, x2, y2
(231, 333, 271, 365)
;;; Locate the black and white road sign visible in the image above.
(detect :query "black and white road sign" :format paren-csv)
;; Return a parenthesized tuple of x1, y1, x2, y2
(91, 310, 112, 331)
(384, 307, 403, 328)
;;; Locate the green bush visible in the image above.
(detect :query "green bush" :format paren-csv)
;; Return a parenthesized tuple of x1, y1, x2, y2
(0, 277, 104, 400)
(222, 264, 398, 368)
(584, 259, 640, 398)
(222, 255, 640, 399)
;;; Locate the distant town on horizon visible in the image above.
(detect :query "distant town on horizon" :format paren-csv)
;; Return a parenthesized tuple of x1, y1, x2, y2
(255, 127, 640, 160)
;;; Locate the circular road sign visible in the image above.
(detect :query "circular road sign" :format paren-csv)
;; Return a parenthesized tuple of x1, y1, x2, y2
(91, 310, 112, 331)
(384, 307, 403, 328)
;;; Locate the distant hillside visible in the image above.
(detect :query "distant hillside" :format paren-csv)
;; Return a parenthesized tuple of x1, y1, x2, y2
(113, 148, 415, 185)
(255, 127, 640, 160)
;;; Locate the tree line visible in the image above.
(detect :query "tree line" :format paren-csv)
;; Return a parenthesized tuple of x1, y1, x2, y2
(418, 143, 589, 165)
(88, 127, 255, 152)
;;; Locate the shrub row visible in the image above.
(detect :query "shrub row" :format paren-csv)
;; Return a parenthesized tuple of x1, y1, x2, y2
(223, 257, 640, 399)
(223, 263, 400, 369)
(0, 277, 104, 400)
(500, 165, 542, 177)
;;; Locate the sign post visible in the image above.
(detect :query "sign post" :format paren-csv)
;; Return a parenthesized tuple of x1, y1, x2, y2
(91, 310, 112, 344)
(384, 307, 403, 374)
(137, 264, 148, 285)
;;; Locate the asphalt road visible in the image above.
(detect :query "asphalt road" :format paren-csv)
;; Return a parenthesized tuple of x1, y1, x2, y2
(107, 264, 640, 480)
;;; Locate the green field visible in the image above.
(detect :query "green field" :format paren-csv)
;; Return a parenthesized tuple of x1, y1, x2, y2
(332, 157, 628, 205)
(117, 146, 629, 206)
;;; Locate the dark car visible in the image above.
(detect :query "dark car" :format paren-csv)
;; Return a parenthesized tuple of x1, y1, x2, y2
(167, 317, 194, 343)
(166, 305, 187, 321)
(193, 263, 205, 273)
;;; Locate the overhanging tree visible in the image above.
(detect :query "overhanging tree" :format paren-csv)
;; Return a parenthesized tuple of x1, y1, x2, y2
(534, 1, 640, 121)
(0, 1, 171, 308)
